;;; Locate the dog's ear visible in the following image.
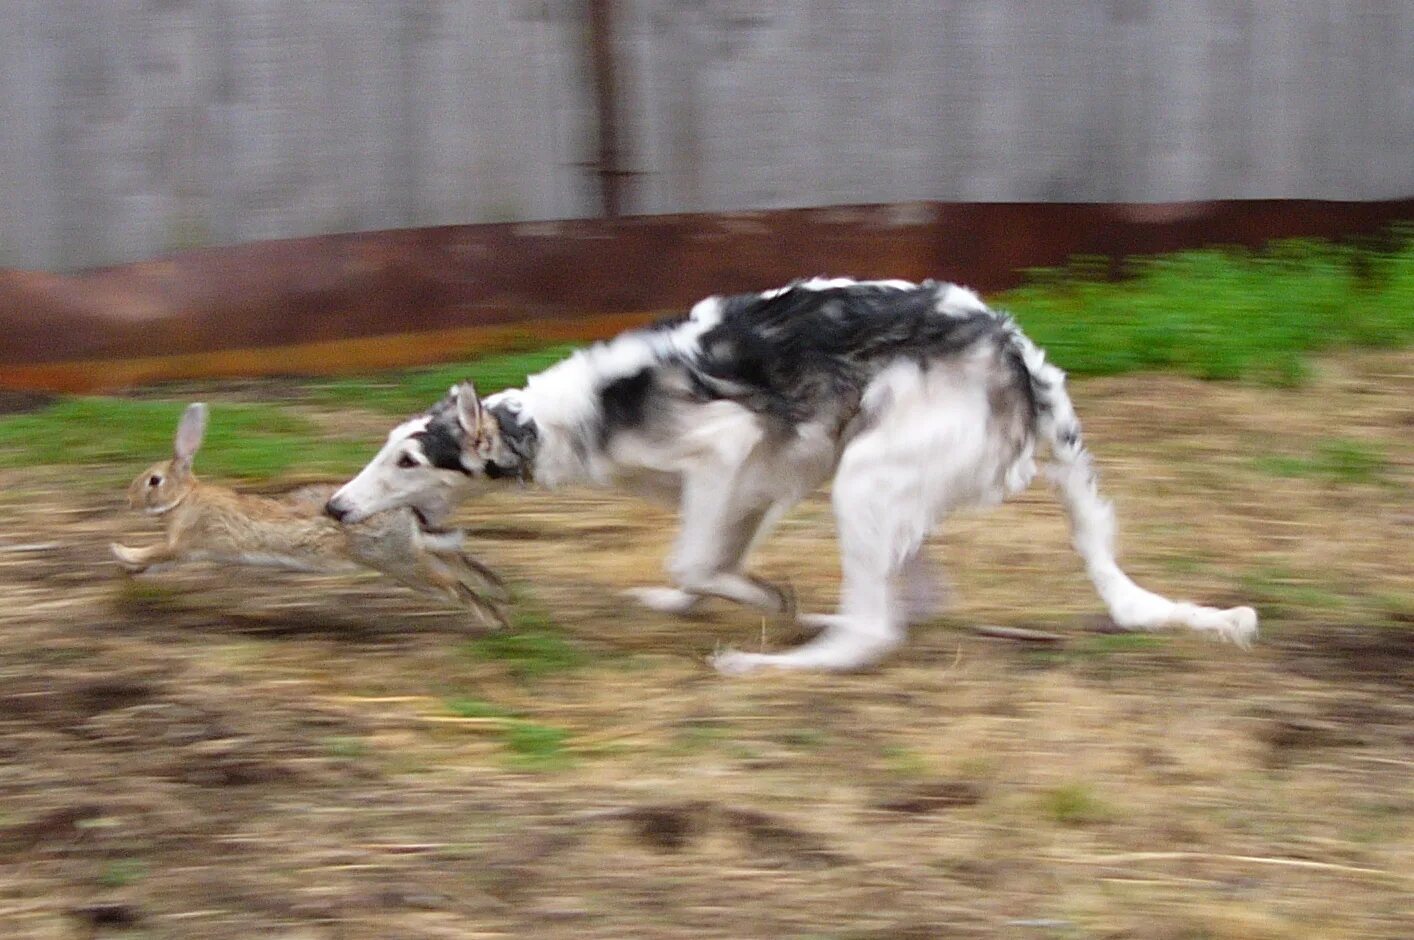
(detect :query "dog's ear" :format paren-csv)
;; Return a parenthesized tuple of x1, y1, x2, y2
(452, 381, 494, 445)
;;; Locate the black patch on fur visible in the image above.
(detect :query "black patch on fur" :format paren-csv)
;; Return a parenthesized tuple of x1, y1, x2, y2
(414, 429, 468, 474)
(483, 461, 515, 480)
(413, 403, 471, 475)
(1003, 346, 1040, 422)
(488, 400, 539, 480)
(599, 369, 656, 441)
(542, 281, 1054, 458)
(688, 283, 1012, 422)
(409, 394, 539, 480)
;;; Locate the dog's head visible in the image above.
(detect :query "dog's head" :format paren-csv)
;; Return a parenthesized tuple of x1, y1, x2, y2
(325, 382, 531, 526)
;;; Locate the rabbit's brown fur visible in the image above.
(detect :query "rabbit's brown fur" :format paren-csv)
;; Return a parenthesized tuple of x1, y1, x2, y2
(112, 403, 507, 627)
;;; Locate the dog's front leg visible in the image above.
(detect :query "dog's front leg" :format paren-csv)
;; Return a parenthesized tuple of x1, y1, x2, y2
(628, 479, 789, 615)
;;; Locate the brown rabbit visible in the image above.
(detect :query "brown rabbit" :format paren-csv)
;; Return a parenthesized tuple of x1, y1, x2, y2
(111, 403, 508, 627)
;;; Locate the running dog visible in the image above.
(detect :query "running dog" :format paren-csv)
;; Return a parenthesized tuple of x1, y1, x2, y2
(326, 278, 1257, 673)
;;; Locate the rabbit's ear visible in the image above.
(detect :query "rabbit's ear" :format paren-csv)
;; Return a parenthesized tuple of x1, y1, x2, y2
(452, 382, 487, 440)
(173, 402, 209, 468)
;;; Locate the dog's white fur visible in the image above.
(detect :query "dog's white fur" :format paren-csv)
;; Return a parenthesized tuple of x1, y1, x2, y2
(330, 278, 1257, 673)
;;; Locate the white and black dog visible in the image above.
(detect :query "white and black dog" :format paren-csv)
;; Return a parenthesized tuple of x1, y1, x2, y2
(326, 278, 1257, 673)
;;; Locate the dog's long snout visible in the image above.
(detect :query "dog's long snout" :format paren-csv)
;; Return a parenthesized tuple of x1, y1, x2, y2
(324, 498, 350, 522)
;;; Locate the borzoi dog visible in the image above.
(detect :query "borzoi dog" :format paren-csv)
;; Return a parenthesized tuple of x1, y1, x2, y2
(326, 278, 1257, 673)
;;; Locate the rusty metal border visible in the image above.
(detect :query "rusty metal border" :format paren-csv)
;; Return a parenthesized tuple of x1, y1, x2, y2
(2, 199, 1410, 392)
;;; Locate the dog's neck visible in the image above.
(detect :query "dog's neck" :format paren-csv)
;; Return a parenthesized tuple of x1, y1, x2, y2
(484, 392, 606, 488)
(483, 397, 540, 483)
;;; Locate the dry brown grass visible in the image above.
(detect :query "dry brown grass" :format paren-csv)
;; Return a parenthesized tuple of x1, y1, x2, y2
(1, 351, 1410, 939)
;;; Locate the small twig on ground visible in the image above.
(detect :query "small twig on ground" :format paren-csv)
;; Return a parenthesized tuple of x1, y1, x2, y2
(970, 624, 1066, 643)
(1054, 851, 1405, 882)
(325, 695, 438, 704)
(416, 715, 518, 727)
(1344, 754, 1414, 769)
(360, 842, 452, 855)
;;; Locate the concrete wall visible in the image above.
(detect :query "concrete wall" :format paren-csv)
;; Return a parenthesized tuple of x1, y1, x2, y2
(618, 0, 1414, 212)
(1, 0, 1410, 270)
(0, 0, 597, 270)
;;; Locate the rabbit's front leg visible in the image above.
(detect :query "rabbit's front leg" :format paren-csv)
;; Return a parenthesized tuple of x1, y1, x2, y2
(449, 552, 509, 602)
(420, 555, 509, 630)
(417, 526, 508, 603)
(110, 541, 178, 574)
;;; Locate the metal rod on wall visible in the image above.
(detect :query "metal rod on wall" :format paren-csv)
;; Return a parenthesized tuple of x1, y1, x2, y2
(587, 0, 624, 217)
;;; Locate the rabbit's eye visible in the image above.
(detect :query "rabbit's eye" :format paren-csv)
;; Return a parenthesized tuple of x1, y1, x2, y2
(148, 475, 162, 487)
(396, 454, 418, 469)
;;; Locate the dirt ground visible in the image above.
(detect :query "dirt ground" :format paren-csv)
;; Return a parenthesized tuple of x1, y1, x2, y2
(1, 351, 1411, 939)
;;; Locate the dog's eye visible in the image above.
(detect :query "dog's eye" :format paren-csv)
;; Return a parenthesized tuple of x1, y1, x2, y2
(148, 475, 162, 487)
(396, 454, 418, 469)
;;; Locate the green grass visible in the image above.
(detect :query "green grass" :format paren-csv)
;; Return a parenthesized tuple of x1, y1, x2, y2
(880, 745, 934, 780)
(778, 727, 830, 750)
(1375, 593, 1414, 628)
(113, 579, 192, 614)
(1070, 633, 1169, 656)
(97, 858, 148, 889)
(0, 398, 369, 478)
(1239, 566, 1357, 621)
(1018, 631, 1174, 674)
(464, 628, 585, 679)
(441, 697, 573, 770)
(444, 698, 517, 720)
(1038, 783, 1111, 826)
(462, 601, 586, 679)
(323, 736, 368, 760)
(668, 722, 729, 755)
(501, 721, 572, 770)
(1251, 438, 1389, 484)
(0, 345, 575, 478)
(1238, 564, 1414, 628)
(999, 236, 1414, 385)
(311, 344, 579, 415)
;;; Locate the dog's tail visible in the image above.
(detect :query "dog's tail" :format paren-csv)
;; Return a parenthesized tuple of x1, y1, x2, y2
(1011, 329, 1258, 645)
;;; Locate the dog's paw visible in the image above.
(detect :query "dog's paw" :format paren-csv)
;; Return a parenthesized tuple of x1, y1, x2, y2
(1221, 606, 1259, 649)
(710, 648, 773, 677)
(626, 586, 700, 615)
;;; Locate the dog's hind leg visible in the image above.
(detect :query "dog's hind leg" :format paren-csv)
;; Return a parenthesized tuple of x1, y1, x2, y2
(797, 548, 944, 636)
(899, 548, 947, 624)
